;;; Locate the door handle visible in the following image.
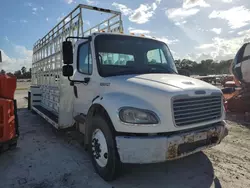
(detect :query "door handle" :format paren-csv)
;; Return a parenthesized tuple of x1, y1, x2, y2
(69, 77, 90, 85)
(84, 77, 90, 84)
(74, 85, 78, 98)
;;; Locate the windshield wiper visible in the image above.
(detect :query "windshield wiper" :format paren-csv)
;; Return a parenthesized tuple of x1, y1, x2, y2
(108, 69, 144, 76)
(104, 64, 178, 77)
(146, 64, 178, 74)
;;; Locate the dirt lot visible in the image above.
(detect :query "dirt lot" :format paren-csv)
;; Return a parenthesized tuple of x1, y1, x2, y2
(15, 80, 31, 90)
(0, 89, 250, 188)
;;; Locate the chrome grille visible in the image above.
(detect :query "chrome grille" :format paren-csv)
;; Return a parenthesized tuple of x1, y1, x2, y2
(173, 95, 222, 126)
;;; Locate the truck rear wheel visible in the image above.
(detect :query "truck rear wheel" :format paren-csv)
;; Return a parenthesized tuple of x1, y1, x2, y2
(89, 115, 121, 181)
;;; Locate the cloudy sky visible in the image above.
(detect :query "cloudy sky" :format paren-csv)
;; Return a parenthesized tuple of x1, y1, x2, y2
(1, 0, 250, 72)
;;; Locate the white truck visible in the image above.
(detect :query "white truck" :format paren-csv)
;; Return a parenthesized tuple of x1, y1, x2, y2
(29, 4, 228, 181)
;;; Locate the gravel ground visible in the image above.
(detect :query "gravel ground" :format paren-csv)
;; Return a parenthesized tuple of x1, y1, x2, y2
(15, 81, 30, 90)
(0, 89, 250, 188)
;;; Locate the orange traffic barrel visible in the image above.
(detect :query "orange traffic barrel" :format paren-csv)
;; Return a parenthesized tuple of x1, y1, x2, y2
(0, 98, 16, 143)
(0, 74, 17, 99)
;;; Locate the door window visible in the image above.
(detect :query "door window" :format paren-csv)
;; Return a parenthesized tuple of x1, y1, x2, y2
(78, 43, 92, 75)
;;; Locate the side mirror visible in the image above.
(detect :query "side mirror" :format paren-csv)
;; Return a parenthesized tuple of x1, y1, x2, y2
(63, 65, 73, 77)
(0, 50, 2, 62)
(62, 41, 73, 64)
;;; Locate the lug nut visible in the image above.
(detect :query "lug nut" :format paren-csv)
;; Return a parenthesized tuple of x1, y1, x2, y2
(104, 153, 108, 159)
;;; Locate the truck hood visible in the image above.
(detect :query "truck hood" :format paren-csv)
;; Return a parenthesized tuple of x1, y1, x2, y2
(101, 74, 223, 133)
(105, 73, 220, 93)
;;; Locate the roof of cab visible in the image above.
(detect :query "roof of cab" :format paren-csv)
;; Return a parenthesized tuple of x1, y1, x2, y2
(91, 32, 164, 44)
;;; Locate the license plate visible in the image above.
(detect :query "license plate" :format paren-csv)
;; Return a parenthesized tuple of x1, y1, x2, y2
(183, 131, 208, 143)
(194, 131, 207, 142)
(167, 128, 219, 159)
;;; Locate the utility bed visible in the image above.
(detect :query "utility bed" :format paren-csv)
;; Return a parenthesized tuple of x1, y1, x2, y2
(29, 4, 123, 129)
(33, 105, 58, 123)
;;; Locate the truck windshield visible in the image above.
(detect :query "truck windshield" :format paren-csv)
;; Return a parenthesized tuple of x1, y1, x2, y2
(95, 34, 178, 77)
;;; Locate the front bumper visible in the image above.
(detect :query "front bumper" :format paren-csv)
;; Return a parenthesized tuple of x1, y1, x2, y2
(116, 121, 228, 164)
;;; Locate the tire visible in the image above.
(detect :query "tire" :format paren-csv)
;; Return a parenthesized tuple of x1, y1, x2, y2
(89, 115, 122, 181)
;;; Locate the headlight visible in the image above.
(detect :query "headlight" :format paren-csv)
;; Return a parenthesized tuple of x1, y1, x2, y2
(119, 107, 159, 124)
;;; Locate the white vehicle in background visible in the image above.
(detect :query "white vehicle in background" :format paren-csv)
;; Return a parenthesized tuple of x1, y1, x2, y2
(29, 4, 228, 181)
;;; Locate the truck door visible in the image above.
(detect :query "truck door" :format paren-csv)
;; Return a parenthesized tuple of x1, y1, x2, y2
(72, 41, 96, 116)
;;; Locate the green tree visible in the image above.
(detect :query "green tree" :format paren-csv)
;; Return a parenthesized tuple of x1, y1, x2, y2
(14, 70, 22, 78)
(174, 59, 181, 70)
(0, 69, 6, 74)
(21, 66, 27, 75)
(173, 58, 233, 76)
(7, 72, 14, 76)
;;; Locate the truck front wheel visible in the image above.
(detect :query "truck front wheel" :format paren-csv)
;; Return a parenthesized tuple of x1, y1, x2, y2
(89, 115, 121, 181)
